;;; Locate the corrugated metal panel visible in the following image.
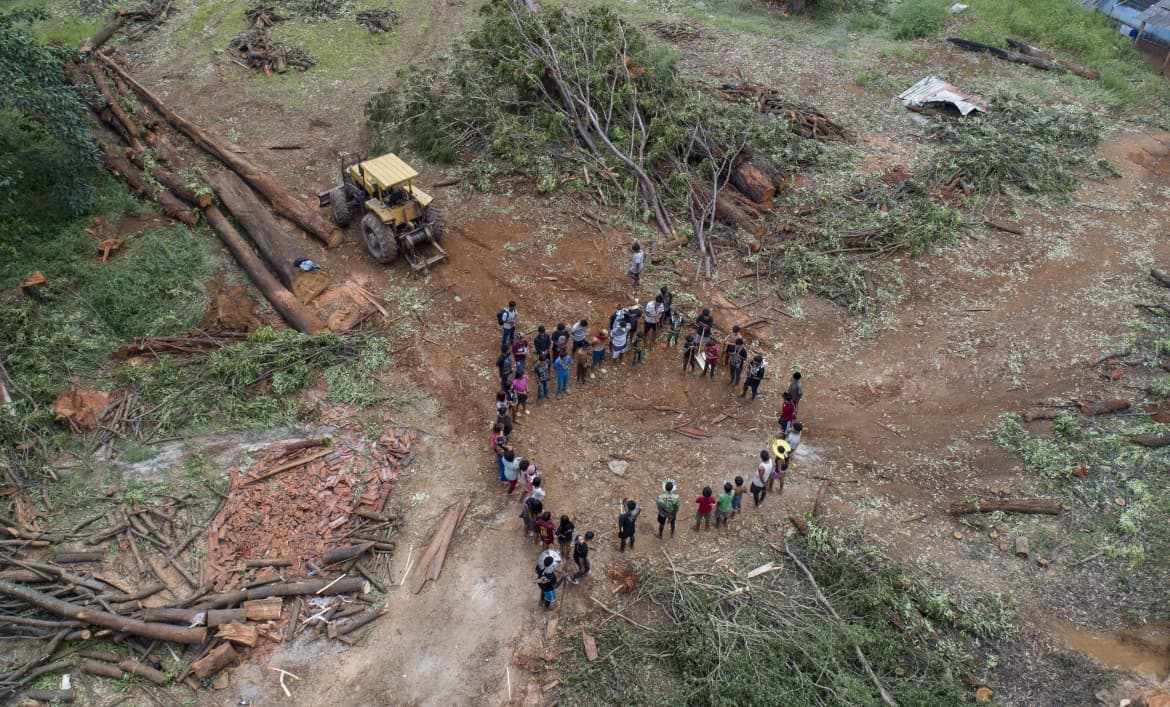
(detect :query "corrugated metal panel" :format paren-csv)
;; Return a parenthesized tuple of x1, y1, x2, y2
(1138, 0, 1170, 27)
(1123, 0, 1157, 11)
(357, 153, 419, 189)
(899, 76, 988, 116)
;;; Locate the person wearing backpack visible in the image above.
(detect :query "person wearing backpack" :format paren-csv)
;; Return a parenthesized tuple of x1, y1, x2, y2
(655, 481, 681, 538)
(617, 498, 641, 552)
(535, 554, 562, 609)
(498, 301, 518, 348)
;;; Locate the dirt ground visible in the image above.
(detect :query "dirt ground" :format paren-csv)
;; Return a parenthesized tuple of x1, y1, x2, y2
(98, 6, 1170, 705)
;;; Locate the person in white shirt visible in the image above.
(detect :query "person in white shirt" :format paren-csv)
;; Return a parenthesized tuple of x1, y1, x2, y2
(750, 450, 772, 507)
(500, 301, 518, 348)
(628, 242, 644, 284)
(785, 422, 803, 452)
(610, 322, 630, 364)
(642, 294, 663, 346)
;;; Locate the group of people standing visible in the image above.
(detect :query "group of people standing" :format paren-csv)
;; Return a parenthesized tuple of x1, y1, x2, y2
(489, 283, 808, 610)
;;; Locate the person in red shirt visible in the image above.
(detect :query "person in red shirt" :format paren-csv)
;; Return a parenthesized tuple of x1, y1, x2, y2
(779, 392, 797, 434)
(535, 511, 556, 548)
(511, 333, 530, 377)
(703, 342, 719, 380)
(694, 486, 716, 531)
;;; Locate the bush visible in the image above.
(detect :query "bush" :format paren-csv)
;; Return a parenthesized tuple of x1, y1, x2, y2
(890, 0, 948, 39)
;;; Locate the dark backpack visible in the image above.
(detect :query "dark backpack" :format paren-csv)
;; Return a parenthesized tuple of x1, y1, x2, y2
(497, 309, 507, 326)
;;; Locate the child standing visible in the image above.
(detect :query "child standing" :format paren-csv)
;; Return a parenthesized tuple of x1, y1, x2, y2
(750, 450, 771, 506)
(534, 354, 550, 402)
(536, 555, 561, 609)
(715, 482, 734, 528)
(491, 423, 509, 484)
(666, 310, 685, 349)
(779, 392, 797, 433)
(610, 322, 629, 365)
(511, 332, 529, 377)
(628, 242, 644, 284)
(512, 372, 529, 416)
(502, 450, 520, 494)
(519, 461, 539, 502)
(643, 295, 664, 346)
(553, 350, 571, 398)
(533, 325, 551, 363)
(681, 334, 698, 375)
(617, 499, 640, 552)
(496, 344, 513, 390)
(703, 341, 719, 380)
(731, 476, 746, 518)
(569, 531, 595, 584)
(591, 330, 608, 374)
(727, 338, 747, 386)
(742, 355, 766, 400)
(631, 331, 646, 366)
(574, 343, 591, 385)
(694, 487, 716, 531)
(722, 326, 742, 365)
(571, 319, 589, 352)
(535, 511, 556, 548)
(655, 481, 681, 538)
(521, 495, 543, 537)
(555, 515, 575, 558)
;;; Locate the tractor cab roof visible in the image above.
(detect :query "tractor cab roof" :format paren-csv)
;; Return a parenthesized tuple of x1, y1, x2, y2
(352, 153, 419, 190)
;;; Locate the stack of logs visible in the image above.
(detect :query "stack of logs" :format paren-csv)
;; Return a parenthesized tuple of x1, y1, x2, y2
(356, 8, 400, 33)
(688, 146, 793, 252)
(65, 54, 340, 334)
(0, 430, 407, 701)
(716, 81, 849, 141)
(81, 0, 176, 54)
(229, 5, 316, 74)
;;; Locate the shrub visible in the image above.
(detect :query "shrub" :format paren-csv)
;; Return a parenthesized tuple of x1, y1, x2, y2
(890, 0, 948, 39)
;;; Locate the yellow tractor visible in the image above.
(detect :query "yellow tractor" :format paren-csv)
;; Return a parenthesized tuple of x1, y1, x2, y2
(318, 152, 446, 272)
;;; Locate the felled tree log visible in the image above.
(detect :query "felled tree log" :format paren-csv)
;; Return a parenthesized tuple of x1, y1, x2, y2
(322, 541, 374, 565)
(88, 63, 145, 156)
(99, 55, 343, 248)
(1005, 38, 1099, 79)
(0, 579, 207, 644)
(100, 145, 199, 227)
(200, 204, 325, 334)
(150, 166, 212, 208)
(216, 621, 259, 647)
(690, 179, 764, 237)
(1077, 399, 1130, 416)
(945, 499, 1063, 516)
(1014, 536, 1030, 559)
(53, 550, 104, 564)
(1131, 433, 1170, 448)
(729, 162, 776, 203)
(206, 171, 309, 287)
(81, 11, 125, 53)
(1151, 268, 1170, 289)
(948, 38, 1062, 72)
(191, 577, 364, 610)
(190, 642, 238, 680)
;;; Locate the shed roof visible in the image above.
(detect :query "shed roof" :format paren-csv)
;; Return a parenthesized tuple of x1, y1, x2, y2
(1138, 0, 1170, 28)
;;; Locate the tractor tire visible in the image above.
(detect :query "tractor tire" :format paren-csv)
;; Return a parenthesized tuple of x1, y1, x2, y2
(425, 207, 445, 243)
(361, 213, 397, 264)
(329, 188, 353, 227)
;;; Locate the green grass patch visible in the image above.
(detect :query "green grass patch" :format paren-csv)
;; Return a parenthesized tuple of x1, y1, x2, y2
(955, 0, 1170, 111)
(889, 0, 948, 39)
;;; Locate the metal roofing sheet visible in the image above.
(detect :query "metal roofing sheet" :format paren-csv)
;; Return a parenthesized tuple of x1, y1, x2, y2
(898, 76, 988, 116)
(358, 153, 419, 189)
(1138, 0, 1170, 27)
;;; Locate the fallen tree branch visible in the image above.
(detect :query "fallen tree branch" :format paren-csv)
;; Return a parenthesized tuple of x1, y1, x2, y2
(0, 580, 206, 644)
(944, 499, 1063, 516)
(781, 544, 898, 707)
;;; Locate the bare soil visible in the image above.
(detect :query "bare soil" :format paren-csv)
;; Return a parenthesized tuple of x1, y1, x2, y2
(102, 7, 1170, 705)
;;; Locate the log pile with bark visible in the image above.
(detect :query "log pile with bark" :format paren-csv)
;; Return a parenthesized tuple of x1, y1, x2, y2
(356, 8, 400, 33)
(229, 3, 316, 74)
(948, 37, 1099, 80)
(81, 0, 176, 53)
(716, 81, 849, 140)
(0, 427, 409, 700)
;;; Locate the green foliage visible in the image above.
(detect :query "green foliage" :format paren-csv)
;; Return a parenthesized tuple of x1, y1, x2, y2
(0, 9, 99, 215)
(960, 0, 1170, 110)
(921, 93, 1102, 197)
(889, 0, 948, 39)
(557, 522, 1011, 706)
(994, 413, 1076, 478)
(1052, 411, 1081, 441)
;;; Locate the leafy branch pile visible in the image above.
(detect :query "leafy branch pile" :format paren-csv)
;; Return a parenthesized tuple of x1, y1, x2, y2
(993, 303, 1170, 581)
(557, 522, 1012, 706)
(920, 93, 1103, 198)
